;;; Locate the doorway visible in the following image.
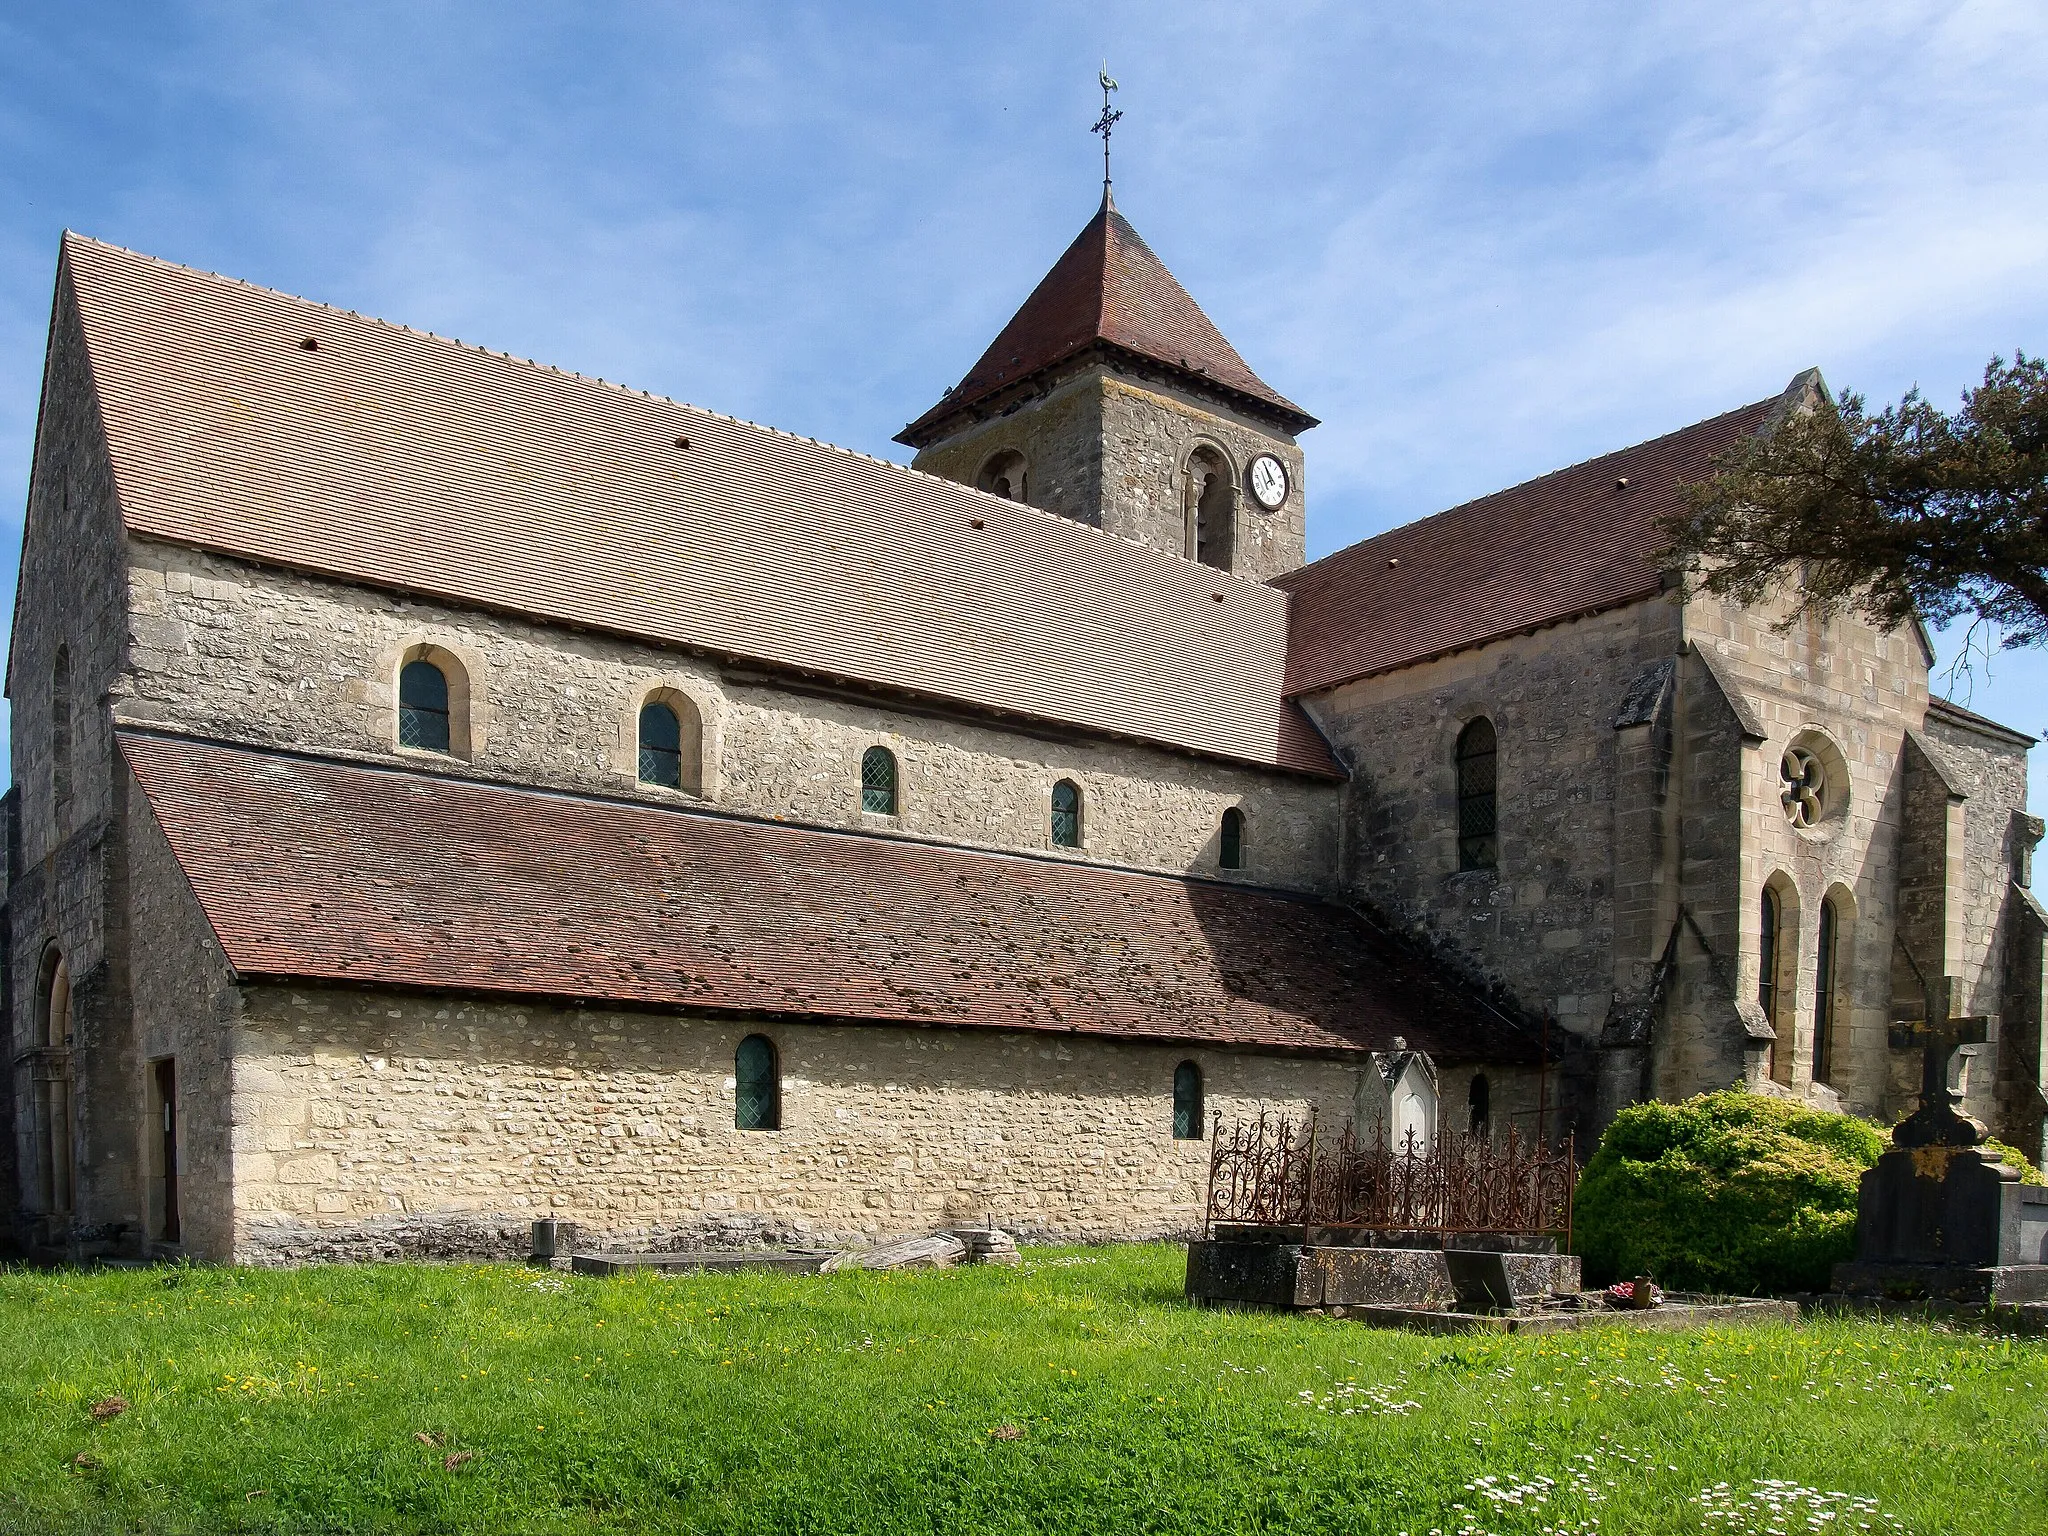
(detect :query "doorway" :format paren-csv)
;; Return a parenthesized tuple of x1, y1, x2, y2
(150, 1058, 179, 1245)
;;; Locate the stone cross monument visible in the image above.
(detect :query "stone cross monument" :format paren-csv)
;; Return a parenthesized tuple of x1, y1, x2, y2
(1890, 975, 1990, 1149)
(1833, 977, 2048, 1304)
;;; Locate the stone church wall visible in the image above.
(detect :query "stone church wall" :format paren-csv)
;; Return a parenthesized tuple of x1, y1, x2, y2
(1922, 708, 2038, 1138)
(7, 278, 138, 1246)
(1301, 600, 1685, 1046)
(1687, 592, 1929, 1118)
(123, 767, 243, 1258)
(910, 366, 1307, 580)
(911, 371, 1108, 532)
(1095, 374, 1307, 581)
(222, 986, 1386, 1262)
(114, 541, 1341, 890)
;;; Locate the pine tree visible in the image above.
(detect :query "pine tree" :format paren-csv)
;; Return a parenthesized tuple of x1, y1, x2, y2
(1668, 353, 2048, 648)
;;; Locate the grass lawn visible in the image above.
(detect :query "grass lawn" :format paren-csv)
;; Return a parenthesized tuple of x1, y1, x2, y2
(0, 1245, 2042, 1535)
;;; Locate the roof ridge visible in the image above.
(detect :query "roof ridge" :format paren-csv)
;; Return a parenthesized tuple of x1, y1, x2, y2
(60, 231, 1281, 576)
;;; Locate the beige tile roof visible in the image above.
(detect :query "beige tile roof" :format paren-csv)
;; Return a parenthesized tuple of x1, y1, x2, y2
(59, 233, 1338, 777)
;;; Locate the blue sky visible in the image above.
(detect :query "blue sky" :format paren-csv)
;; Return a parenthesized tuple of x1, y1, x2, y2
(3, 2, 2044, 801)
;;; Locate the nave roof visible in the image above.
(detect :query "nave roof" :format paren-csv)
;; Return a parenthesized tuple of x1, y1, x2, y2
(56, 233, 1337, 777)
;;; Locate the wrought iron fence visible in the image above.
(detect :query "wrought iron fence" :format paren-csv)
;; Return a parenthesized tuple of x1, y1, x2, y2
(1203, 1109, 1575, 1244)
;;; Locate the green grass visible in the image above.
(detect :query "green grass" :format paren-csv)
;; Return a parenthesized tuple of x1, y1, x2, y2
(0, 1246, 2042, 1535)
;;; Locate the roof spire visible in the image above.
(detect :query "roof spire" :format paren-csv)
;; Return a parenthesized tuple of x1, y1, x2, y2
(1091, 66, 1122, 200)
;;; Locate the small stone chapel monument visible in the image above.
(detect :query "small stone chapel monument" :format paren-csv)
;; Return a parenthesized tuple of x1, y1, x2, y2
(1834, 979, 2048, 1305)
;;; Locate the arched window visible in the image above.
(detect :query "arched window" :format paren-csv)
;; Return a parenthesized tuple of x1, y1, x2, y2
(1759, 886, 1781, 1025)
(632, 690, 703, 794)
(1051, 779, 1082, 848)
(735, 1035, 780, 1131)
(1814, 895, 1841, 1085)
(638, 701, 683, 788)
(976, 449, 1029, 503)
(398, 657, 452, 753)
(33, 949, 75, 1215)
(51, 645, 72, 832)
(1185, 447, 1233, 570)
(1219, 807, 1245, 870)
(1455, 718, 1498, 871)
(861, 745, 898, 816)
(1468, 1073, 1491, 1136)
(1172, 1061, 1205, 1140)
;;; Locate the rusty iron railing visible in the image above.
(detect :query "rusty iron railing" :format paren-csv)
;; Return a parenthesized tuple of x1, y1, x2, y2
(1203, 1109, 1575, 1245)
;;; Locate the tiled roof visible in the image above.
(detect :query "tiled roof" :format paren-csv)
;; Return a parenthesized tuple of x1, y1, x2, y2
(122, 732, 1536, 1063)
(897, 192, 1315, 446)
(1275, 392, 1793, 697)
(56, 233, 1337, 778)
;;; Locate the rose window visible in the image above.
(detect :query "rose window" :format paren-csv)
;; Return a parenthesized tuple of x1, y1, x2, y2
(1781, 747, 1827, 828)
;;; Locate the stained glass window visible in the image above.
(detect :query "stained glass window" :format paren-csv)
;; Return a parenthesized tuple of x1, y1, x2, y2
(1455, 718, 1498, 870)
(639, 702, 683, 788)
(398, 658, 451, 753)
(861, 746, 897, 815)
(1173, 1061, 1204, 1140)
(1220, 807, 1245, 869)
(1051, 779, 1081, 848)
(1759, 886, 1781, 1025)
(1814, 898, 1839, 1085)
(736, 1035, 779, 1131)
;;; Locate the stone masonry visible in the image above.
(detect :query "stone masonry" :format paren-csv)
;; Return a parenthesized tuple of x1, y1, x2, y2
(911, 367, 1308, 581)
(116, 541, 1342, 890)
(224, 983, 1543, 1263)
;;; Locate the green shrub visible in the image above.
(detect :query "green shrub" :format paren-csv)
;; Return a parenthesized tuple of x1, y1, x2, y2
(1574, 1090, 1884, 1295)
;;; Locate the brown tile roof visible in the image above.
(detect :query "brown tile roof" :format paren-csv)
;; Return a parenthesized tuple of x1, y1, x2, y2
(56, 233, 1337, 778)
(897, 192, 1315, 446)
(1275, 392, 1794, 697)
(122, 732, 1536, 1063)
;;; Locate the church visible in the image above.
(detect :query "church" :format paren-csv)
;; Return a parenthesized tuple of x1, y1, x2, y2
(5, 187, 2042, 1263)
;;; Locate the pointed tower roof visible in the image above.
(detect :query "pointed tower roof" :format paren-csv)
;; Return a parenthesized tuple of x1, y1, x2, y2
(897, 193, 1316, 447)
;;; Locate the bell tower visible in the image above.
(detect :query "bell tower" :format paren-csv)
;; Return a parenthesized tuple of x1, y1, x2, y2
(896, 188, 1318, 580)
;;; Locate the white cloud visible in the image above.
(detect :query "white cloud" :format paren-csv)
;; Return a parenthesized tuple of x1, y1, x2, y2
(0, 0, 2042, 795)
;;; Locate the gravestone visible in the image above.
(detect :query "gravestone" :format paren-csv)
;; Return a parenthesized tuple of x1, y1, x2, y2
(1833, 978, 2048, 1304)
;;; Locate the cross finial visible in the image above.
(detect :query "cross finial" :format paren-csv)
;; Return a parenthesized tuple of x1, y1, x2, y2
(1892, 974, 1993, 1148)
(1091, 66, 1122, 196)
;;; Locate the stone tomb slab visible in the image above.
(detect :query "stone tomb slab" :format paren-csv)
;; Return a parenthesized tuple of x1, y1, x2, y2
(1186, 1241, 1455, 1309)
(1186, 1241, 1581, 1311)
(570, 1250, 835, 1277)
(1443, 1249, 1583, 1310)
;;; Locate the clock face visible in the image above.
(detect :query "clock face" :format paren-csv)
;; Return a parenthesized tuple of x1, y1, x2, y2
(1248, 454, 1289, 511)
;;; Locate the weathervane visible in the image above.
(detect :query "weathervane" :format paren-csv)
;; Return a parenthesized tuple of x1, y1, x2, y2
(1091, 67, 1122, 193)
